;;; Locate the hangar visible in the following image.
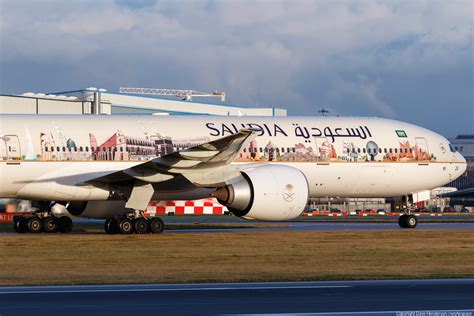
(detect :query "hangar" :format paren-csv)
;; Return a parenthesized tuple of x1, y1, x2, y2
(0, 87, 287, 117)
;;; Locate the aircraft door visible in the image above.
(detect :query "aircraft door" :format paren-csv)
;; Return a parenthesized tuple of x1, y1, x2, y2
(415, 137, 430, 161)
(0, 135, 21, 161)
(313, 137, 334, 161)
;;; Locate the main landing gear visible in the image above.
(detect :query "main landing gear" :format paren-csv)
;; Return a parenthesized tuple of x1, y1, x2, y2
(104, 211, 164, 235)
(13, 215, 73, 233)
(398, 213, 418, 229)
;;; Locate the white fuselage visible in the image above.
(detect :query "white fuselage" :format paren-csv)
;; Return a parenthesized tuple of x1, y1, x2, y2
(0, 115, 467, 201)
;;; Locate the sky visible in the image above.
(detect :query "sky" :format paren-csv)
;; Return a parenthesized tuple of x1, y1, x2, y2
(0, 0, 472, 137)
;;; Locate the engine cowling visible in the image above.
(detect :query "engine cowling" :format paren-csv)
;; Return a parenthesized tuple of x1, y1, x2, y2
(213, 165, 309, 221)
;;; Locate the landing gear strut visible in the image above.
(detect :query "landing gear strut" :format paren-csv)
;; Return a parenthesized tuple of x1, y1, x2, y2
(398, 195, 418, 229)
(105, 211, 164, 235)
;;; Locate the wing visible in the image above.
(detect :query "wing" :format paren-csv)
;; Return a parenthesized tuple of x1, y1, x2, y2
(88, 129, 258, 211)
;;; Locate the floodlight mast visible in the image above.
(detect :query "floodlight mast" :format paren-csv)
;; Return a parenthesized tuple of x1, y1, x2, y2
(119, 87, 226, 102)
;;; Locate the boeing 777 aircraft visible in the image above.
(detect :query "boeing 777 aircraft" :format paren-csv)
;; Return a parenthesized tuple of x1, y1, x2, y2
(0, 115, 467, 234)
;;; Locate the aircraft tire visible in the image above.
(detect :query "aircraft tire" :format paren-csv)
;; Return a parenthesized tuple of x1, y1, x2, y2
(398, 214, 408, 228)
(150, 218, 164, 234)
(57, 216, 73, 233)
(14, 217, 28, 233)
(43, 217, 58, 233)
(134, 218, 150, 234)
(27, 217, 43, 233)
(104, 218, 119, 234)
(405, 215, 418, 228)
(119, 218, 134, 234)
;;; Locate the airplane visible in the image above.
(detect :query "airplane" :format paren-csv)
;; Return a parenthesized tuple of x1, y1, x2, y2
(0, 114, 467, 234)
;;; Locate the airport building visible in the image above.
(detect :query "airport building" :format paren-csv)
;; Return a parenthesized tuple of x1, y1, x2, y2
(0, 87, 287, 117)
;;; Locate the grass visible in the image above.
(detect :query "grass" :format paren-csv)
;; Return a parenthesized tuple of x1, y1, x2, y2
(0, 230, 473, 286)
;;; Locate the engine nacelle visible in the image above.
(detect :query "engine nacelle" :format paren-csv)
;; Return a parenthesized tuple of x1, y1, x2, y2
(213, 165, 309, 221)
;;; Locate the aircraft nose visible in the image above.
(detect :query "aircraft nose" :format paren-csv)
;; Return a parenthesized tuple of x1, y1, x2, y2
(459, 153, 467, 173)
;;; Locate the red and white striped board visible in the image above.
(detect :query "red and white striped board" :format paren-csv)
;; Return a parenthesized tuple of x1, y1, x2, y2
(146, 198, 228, 216)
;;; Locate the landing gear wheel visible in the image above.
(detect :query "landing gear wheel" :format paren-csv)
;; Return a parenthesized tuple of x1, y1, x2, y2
(43, 217, 58, 233)
(119, 218, 134, 234)
(134, 218, 150, 234)
(405, 215, 418, 228)
(398, 214, 408, 228)
(399, 214, 417, 228)
(150, 218, 164, 234)
(57, 216, 73, 233)
(104, 218, 119, 234)
(14, 217, 28, 233)
(27, 217, 43, 233)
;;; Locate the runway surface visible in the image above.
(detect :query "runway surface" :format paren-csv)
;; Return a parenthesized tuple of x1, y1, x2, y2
(166, 221, 474, 234)
(1, 216, 473, 236)
(0, 279, 472, 315)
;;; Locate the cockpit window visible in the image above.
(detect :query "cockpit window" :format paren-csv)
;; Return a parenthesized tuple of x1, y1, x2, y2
(449, 143, 457, 153)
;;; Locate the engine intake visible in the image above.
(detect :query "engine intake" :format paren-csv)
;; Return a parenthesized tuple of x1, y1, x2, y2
(214, 165, 309, 221)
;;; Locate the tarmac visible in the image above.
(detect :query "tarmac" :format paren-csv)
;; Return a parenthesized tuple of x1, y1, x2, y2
(166, 221, 474, 234)
(0, 279, 472, 315)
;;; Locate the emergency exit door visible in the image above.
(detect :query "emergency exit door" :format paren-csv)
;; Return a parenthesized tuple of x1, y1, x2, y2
(0, 135, 21, 161)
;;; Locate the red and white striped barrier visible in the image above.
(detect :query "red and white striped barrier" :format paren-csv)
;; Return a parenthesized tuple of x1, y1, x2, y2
(146, 198, 228, 216)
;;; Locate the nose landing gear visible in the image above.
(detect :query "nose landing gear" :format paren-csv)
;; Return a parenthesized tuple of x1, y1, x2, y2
(398, 213, 418, 228)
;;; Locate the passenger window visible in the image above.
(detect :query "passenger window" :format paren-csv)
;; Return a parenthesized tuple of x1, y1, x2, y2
(45, 147, 48, 152)
(56, 146, 60, 152)
(362, 148, 366, 154)
(79, 146, 83, 152)
(62, 147, 66, 152)
(357, 148, 361, 153)
(389, 148, 392, 153)
(394, 148, 398, 153)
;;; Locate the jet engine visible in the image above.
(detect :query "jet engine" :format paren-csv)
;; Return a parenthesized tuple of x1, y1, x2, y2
(213, 165, 309, 221)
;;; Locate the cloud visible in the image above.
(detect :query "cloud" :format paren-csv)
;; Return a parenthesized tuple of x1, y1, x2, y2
(0, 0, 472, 135)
